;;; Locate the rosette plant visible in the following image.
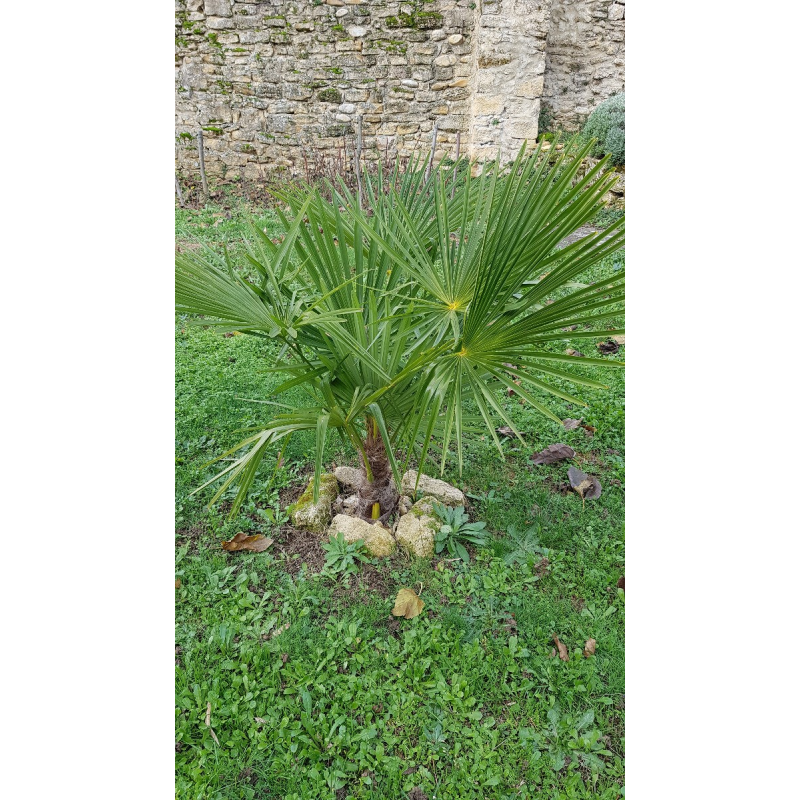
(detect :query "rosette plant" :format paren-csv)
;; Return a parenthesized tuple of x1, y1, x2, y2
(176, 139, 624, 522)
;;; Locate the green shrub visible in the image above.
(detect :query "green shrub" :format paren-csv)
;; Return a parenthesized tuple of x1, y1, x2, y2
(582, 92, 625, 166)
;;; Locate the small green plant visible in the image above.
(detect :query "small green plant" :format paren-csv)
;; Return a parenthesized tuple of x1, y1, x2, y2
(520, 705, 612, 774)
(582, 92, 624, 166)
(432, 503, 489, 562)
(501, 524, 549, 566)
(321, 532, 372, 579)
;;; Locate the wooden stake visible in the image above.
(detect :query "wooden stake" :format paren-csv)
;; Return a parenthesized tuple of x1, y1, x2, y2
(197, 128, 209, 199)
(451, 131, 461, 199)
(355, 114, 364, 208)
(175, 175, 185, 208)
(425, 118, 439, 182)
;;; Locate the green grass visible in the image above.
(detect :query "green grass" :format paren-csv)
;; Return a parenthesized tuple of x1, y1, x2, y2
(176, 206, 625, 799)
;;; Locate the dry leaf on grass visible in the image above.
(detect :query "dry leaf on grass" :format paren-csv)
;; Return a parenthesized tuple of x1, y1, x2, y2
(617, 575, 625, 591)
(611, 334, 625, 345)
(565, 349, 585, 357)
(567, 466, 602, 503)
(563, 418, 582, 430)
(221, 532, 274, 553)
(392, 588, 425, 619)
(175, 578, 181, 589)
(581, 424, 597, 437)
(553, 634, 569, 661)
(496, 426, 516, 438)
(596, 340, 620, 355)
(584, 638, 597, 658)
(530, 443, 575, 465)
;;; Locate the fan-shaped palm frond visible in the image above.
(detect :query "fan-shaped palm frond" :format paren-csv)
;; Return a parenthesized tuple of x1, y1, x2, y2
(175, 138, 624, 518)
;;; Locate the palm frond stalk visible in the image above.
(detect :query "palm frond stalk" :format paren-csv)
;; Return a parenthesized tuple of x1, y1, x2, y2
(175, 138, 625, 521)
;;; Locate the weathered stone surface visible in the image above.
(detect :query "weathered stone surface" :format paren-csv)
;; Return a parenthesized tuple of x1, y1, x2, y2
(395, 497, 440, 558)
(448, 33, 464, 44)
(290, 473, 339, 533)
(204, 0, 231, 17)
(328, 514, 396, 557)
(401, 471, 464, 506)
(334, 465, 364, 492)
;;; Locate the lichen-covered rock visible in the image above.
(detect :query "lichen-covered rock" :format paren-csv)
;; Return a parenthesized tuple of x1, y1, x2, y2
(289, 473, 338, 533)
(401, 471, 465, 507)
(395, 498, 440, 558)
(328, 514, 396, 557)
(334, 465, 365, 493)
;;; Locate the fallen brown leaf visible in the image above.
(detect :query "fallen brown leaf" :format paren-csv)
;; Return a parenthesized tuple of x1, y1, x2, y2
(567, 466, 602, 503)
(254, 717, 267, 725)
(580, 423, 597, 436)
(597, 340, 620, 355)
(548, 648, 556, 658)
(611, 334, 625, 345)
(565, 349, 585, 357)
(175, 578, 181, 589)
(496, 425, 516, 438)
(563, 418, 582, 430)
(392, 588, 425, 619)
(553, 634, 569, 661)
(584, 638, 597, 658)
(221, 532, 274, 553)
(617, 575, 625, 591)
(530, 443, 575, 465)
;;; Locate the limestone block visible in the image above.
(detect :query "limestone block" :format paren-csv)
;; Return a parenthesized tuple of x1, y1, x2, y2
(448, 33, 464, 45)
(338, 102, 356, 114)
(608, 4, 625, 21)
(206, 17, 231, 29)
(204, 0, 231, 17)
(401, 471, 464, 506)
(395, 497, 440, 558)
(290, 473, 338, 533)
(472, 95, 504, 115)
(328, 514, 396, 557)
(348, 25, 367, 37)
(434, 53, 457, 67)
(437, 114, 467, 132)
(516, 76, 544, 98)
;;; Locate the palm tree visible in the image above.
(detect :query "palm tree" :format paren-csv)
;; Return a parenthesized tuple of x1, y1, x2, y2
(175, 139, 624, 522)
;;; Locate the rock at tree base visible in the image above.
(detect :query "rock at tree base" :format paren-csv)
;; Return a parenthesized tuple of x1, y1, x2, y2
(334, 465, 365, 492)
(395, 497, 440, 558)
(328, 514, 396, 557)
(289, 473, 338, 533)
(401, 470, 465, 506)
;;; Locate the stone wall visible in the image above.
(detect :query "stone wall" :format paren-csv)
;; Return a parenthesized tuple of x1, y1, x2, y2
(175, 0, 624, 180)
(541, 0, 625, 131)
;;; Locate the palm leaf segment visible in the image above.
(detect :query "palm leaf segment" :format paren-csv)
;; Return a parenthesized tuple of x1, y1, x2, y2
(175, 138, 624, 515)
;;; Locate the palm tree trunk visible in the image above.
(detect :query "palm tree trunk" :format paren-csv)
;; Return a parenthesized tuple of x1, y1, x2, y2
(356, 417, 398, 523)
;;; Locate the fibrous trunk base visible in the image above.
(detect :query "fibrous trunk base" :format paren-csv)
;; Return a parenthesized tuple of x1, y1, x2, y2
(356, 435, 398, 524)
